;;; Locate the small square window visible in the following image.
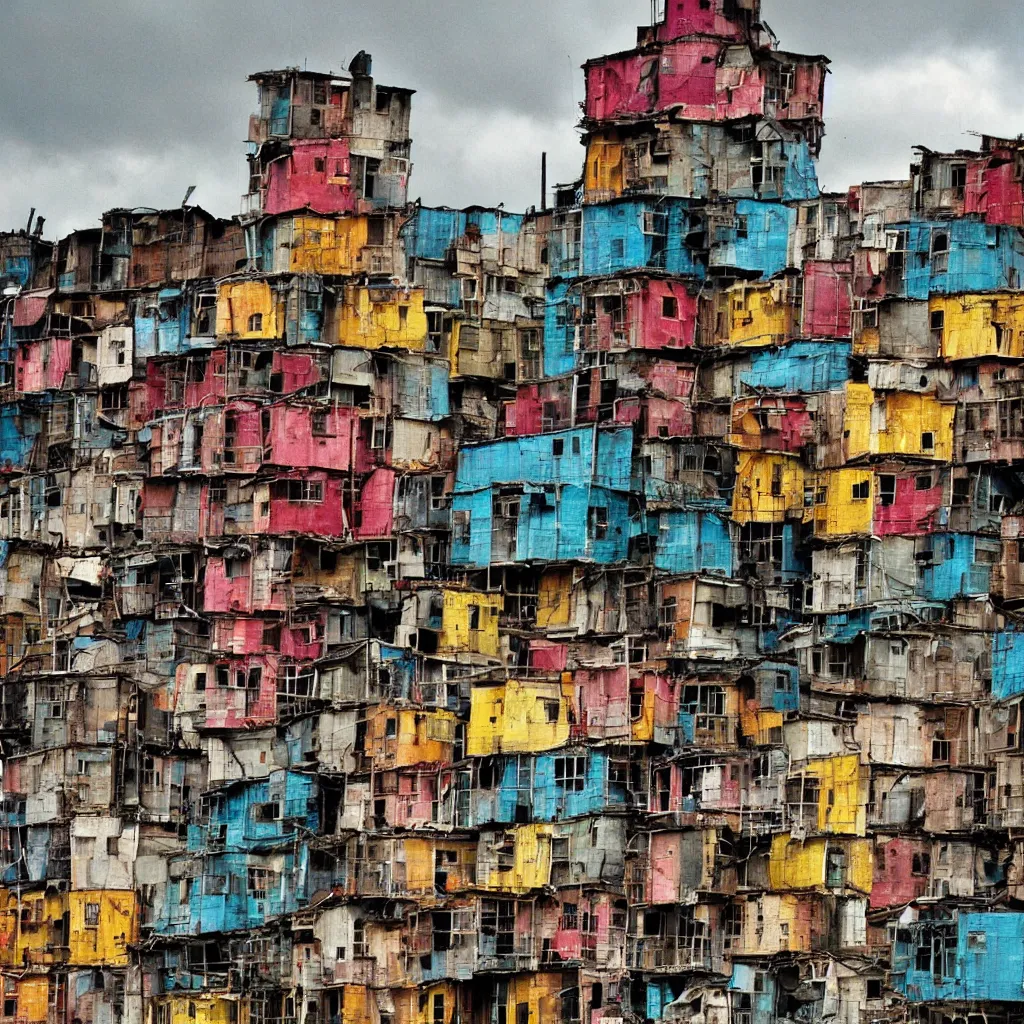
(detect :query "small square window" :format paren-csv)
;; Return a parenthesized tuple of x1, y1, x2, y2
(851, 481, 870, 500)
(915, 475, 933, 491)
(921, 432, 935, 451)
(552, 438, 564, 457)
(662, 295, 679, 319)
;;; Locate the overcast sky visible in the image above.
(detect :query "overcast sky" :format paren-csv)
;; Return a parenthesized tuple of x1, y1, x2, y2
(1, 0, 1022, 238)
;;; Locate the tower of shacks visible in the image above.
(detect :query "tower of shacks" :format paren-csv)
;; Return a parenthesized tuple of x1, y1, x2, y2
(4, 1, 1024, 1023)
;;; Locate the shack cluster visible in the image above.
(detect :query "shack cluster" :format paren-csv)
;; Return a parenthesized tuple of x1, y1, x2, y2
(3, 2, 1024, 1024)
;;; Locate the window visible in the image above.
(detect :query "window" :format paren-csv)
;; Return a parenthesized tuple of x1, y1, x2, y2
(247, 868, 274, 899)
(851, 480, 870, 500)
(932, 738, 951, 763)
(253, 802, 280, 822)
(453, 510, 471, 544)
(736, 215, 749, 240)
(878, 474, 896, 507)
(275, 480, 323, 503)
(224, 557, 248, 579)
(916, 474, 933, 491)
(248, 312, 263, 333)
(311, 409, 330, 436)
(432, 995, 444, 1024)
(552, 438, 564, 457)
(921, 432, 935, 451)
(590, 506, 609, 540)
(84, 903, 100, 927)
(662, 295, 678, 319)
(561, 903, 579, 930)
(554, 756, 587, 792)
(542, 699, 560, 724)
(352, 920, 366, 958)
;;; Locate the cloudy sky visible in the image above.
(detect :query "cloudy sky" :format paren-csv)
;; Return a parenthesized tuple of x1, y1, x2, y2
(1, 0, 1021, 238)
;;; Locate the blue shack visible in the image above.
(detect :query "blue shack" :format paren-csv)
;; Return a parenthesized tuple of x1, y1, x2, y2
(581, 197, 704, 279)
(739, 341, 852, 396)
(451, 426, 635, 566)
(710, 200, 795, 279)
(892, 911, 1024, 1003)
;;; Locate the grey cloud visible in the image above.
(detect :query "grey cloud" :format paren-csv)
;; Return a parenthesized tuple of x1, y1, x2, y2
(0, 0, 1017, 237)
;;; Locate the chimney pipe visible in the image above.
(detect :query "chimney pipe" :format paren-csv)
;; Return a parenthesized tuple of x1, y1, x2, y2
(541, 152, 547, 212)
(25, 208, 35, 235)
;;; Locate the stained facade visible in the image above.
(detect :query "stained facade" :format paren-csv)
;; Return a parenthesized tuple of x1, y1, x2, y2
(2, 5, 1024, 1024)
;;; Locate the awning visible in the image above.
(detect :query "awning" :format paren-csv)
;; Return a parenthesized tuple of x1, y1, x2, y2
(13, 288, 53, 327)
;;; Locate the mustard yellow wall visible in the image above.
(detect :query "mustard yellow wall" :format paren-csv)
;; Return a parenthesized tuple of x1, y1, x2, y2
(338, 286, 427, 352)
(732, 452, 805, 524)
(536, 569, 573, 628)
(741, 708, 783, 745)
(68, 890, 137, 966)
(394, 983, 457, 1024)
(854, 321, 880, 357)
(290, 216, 369, 275)
(467, 680, 571, 755)
(367, 707, 456, 768)
(584, 136, 624, 201)
(873, 393, 955, 461)
(506, 972, 563, 1024)
(439, 591, 502, 657)
(805, 754, 869, 835)
(844, 383, 874, 459)
(216, 280, 280, 339)
(631, 685, 656, 743)
(161, 995, 237, 1024)
(336, 986, 371, 1024)
(935, 293, 1024, 361)
(811, 469, 874, 536)
(768, 835, 873, 891)
(724, 283, 795, 348)
(403, 839, 476, 893)
(16, 977, 49, 1022)
(481, 824, 553, 893)
(0, 889, 68, 967)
